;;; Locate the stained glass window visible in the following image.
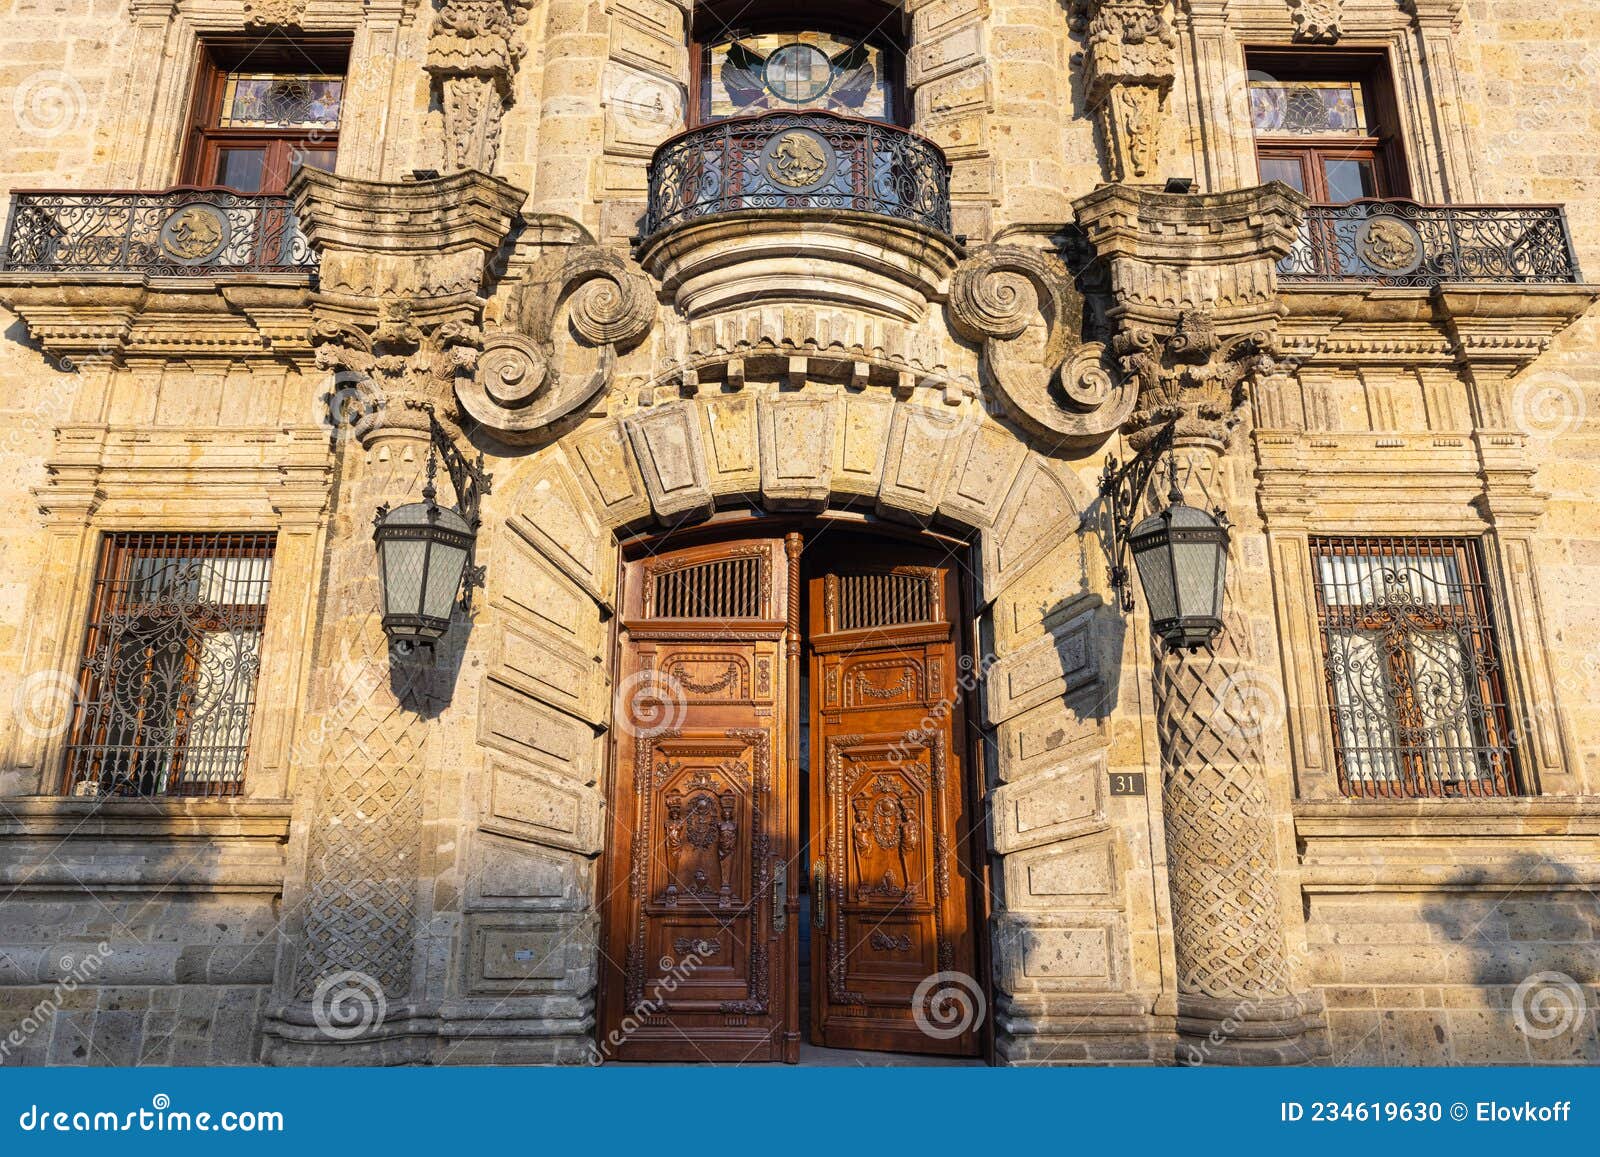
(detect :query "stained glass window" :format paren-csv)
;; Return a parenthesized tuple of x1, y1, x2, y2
(703, 31, 892, 122)
(1249, 79, 1367, 136)
(218, 73, 343, 128)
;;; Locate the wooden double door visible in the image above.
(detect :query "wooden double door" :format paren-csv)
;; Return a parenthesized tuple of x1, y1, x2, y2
(599, 530, 980, 1062)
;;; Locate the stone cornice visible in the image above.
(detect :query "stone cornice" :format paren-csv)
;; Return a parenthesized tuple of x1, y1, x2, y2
(1280, 282, 1600, 374)
(290, 168, 526, 262)
(0, 275, 314, 366)
(0, 796, 294, 840)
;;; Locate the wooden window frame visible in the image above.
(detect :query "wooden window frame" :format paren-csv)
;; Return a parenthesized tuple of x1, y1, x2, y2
(1246, 47, 1410, 202)
(181, 35, 350, 193)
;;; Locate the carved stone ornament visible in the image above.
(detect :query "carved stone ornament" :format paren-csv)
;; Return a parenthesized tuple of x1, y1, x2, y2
(426, 0, 536, 172)
(1071, 0, 1177, 180)
(243, 0, 307, 29)
(1115, 307, 1276, 447)
(948, 245, 1133, 445)
(456, 246, 655, 441)
(311, 298, 483, 440)
(1288, 0, 1344, 42)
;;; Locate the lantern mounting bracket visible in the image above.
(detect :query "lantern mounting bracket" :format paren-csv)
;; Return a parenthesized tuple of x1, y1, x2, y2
(1093, 419, 1178, 613)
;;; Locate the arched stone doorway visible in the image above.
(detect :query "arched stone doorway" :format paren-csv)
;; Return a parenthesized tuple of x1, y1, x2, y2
(467, 388, 1136, 1065)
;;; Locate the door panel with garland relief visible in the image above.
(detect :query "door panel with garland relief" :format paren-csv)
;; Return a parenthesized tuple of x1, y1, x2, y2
(807, 545, 980, 1056)
(599, 536, 801, 1062)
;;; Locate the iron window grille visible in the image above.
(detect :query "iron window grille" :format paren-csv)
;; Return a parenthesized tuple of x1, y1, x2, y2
(61, 533, 276, 798)
(1310, 536, 1520, 799)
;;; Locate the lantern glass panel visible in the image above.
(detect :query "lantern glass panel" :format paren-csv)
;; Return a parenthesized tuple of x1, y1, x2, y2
(1170, 504, 1227, 619)
(423, 537, 469, 622)
(378, 511, 429, 619)
(1130, 518, 1176, 625)
(374, 501, 473, 641)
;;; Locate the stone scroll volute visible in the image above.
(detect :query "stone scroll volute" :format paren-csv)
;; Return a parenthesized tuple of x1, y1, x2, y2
(948, 245, 1134, 446)
(457, 246, 657, 442)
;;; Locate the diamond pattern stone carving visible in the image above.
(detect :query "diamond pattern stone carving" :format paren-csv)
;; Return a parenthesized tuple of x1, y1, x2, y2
(289, 447, 434, 1007)
(295, 623, 427, 999)
(1150, 449, 1294, 1001)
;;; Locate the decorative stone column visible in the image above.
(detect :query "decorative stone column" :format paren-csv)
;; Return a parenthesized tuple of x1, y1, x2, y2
(1077, 183, 1330, 1064)
(261, 169, 523, 1064)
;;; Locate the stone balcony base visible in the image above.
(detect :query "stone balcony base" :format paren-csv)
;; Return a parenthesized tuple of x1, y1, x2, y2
(637, 211, 963, 323)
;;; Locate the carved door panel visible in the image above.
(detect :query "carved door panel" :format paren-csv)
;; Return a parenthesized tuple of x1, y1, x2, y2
(807, 546, 979, 1056)
(600, 536, 801, 1062)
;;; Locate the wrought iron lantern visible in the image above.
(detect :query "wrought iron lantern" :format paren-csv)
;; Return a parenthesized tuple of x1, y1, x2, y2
(1094, 421, 1231, 653)
(372, 405, 491, 659)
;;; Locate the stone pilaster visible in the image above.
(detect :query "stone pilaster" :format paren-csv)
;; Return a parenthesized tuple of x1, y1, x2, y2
(426, 0, 536, 174)
(1077, 182, 1329, 1064)
(261, 169, 522, 1064)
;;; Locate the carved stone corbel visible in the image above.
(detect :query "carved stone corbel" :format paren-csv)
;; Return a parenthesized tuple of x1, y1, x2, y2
(457, 246, 656, 441)
(1071, 0, 1177, 182)
(242, 0, 307, 30)
(426, 0, 536, 172)
(947, 244, 1133, 445)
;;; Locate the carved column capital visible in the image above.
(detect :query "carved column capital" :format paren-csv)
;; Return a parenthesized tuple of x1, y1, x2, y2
(1113, 310, 1277, 447)
(310, 304, 482, 447)
(1074, 182, 1307, 447)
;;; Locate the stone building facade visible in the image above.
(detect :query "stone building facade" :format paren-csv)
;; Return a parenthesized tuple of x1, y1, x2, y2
(0, 0, 1597, 1066)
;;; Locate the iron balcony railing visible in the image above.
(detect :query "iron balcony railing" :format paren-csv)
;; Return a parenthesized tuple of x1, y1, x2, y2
(0, 187, 316, 275)
(1278, 199, 1581, 287)
(644, 110, 952, 238)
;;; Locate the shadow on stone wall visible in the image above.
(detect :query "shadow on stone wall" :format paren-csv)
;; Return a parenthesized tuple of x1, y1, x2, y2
(1374, 851, 1600, 1065)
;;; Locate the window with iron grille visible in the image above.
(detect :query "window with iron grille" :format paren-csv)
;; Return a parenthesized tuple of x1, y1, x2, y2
(61, 533, 276, 797)
(1310, 536, 1519, 798)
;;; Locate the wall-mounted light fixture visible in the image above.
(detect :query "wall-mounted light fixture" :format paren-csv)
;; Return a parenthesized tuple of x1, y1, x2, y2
(1095, 421, 1231, 652)
(372, 404, 492, 660)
